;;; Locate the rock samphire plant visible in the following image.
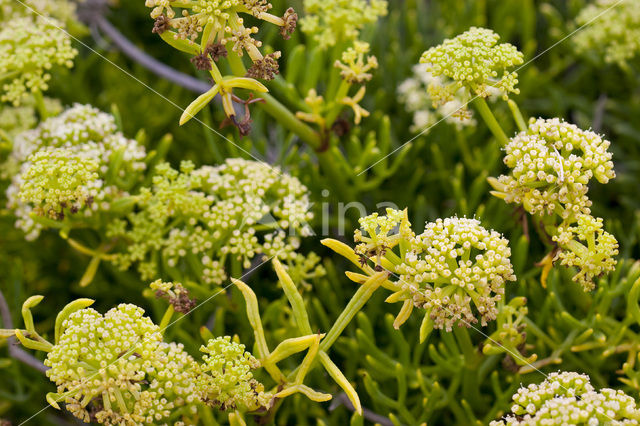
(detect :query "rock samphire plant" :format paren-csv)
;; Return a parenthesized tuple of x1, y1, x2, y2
(3, 1, 640, 425)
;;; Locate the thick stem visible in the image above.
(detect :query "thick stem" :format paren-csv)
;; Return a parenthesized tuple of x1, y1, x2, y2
(453, 326, 482, 411)
(507, 99, 527, 132)
(319, 272, 387, 353)
(259, 93, 322, 149)
(32, 90, 49, 120)
(225, 50, 323, 150)
(473, 97, 509, 146)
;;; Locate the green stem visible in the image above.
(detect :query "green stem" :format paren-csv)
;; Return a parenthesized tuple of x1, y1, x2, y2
(259, 93, 322, 149)
(507, 99, 527, 132)
(159, 305, 174, 331)
(453, 326, 482, 411)
(225, 49, 322, 150)
(32, 90, 49, 120)
(325, 80, 351, 127)
(319, 273, 385, 353)
(473, 97, 509, 146)
(317, 147, 355, 201)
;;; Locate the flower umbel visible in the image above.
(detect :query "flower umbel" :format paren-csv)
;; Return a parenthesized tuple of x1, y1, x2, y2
(397, 217, 516, 331)
(491, 371, 640, 425)
(552, 214, 619, 291)
(197, 336, 271, 412)
(419, 27, 523, 116)
(574, 0, 640, 67)
(0, 16, 77, 105)
(107, 158, 315, 285)
(490, 117, 615, 220)
(44, 304, 198, 425)
(300, 0, 387, 48)
(6, 104, 147, 240)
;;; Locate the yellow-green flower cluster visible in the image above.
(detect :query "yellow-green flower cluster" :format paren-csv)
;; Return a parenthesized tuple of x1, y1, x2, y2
(145, 0, 296, 80)
(0, 97, 61, 141)
(5, 104, 147, 239)
(197, 336, 271, 412)
(491, 371, 640, 425)
(397, 217, 516, 330)
(574, 0, 640, 67)
(552, 214, 619, 291)
(334, 41, 378, 84)
(300, 0, 387, 48)
(490, 118, 615, 220)
(419, 27, 523, 116)
(0, 15, 77, 105)
(44, 304, 198, 425)
(397, 63, 480, 132)
(17, 147, 100, 218)
(107, 158, 316, 285)
(354, 208, 405, 262)
(482, 297, 535, 366)
(0, 0, 77, 24)
(489, 118, 618, 290)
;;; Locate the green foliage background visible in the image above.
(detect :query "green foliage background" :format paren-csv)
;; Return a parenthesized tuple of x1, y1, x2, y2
(2, 0, 640, 424)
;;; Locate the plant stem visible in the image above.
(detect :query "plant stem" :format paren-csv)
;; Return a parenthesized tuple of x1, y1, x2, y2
(225, 50, 323, 150)
(473, 97, 509, 146)
(507, 99, 527, 132)
(319, 272, 387, 353)
(453, 326, 482, 411)
(32, 90, 49, 120)
(259, 93, 322, 149)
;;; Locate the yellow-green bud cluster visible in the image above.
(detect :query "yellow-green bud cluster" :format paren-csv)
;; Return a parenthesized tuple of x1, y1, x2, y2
(17, 147, 100, 217)
(6, 104, 147, 239)
(419, 27, 523, 116)
(107, 158, 315, 285)
(197, 336, 271, 412)
(552, 214, 618, 291)
(334, 41, 378, 84)
(574, 0, 640, 67)
(397, 217, 516, 331)
(491, 371, 640, 425)
(0, 16, 77, 105)
(397, 63, 479, 132)
(355, 208, 405, 261)
(492, 118, 615, 220)
(0, 0, 77, 24)
(45, 304, 199, 425)
(300, 0, 387, 48)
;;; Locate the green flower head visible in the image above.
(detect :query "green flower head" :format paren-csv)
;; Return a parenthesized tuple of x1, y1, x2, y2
(0, 16, 77, 105)
(18, 147, 100, 218)
(574, 0, 640, 67)
(355, 208, 407, 262)
(397, 217, 516, 331)
(0, 0, 77, 24)
(6, 104, 147, 239)
(300, 0, 387, 48)
(197, 336, 271, 412)
(108, 158, 314, 285)
(45, 304, 198, 425)
(491, 371, 640, 425)
(334, 41, 378, 84)
(552, 214, 618, 291)
(419, 27, 523, 112)
(490, 118, 615, 220)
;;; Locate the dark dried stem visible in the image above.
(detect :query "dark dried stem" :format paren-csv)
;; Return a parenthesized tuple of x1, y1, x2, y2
(329, 393, 393, 426)
(92, 15, 211, 94)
